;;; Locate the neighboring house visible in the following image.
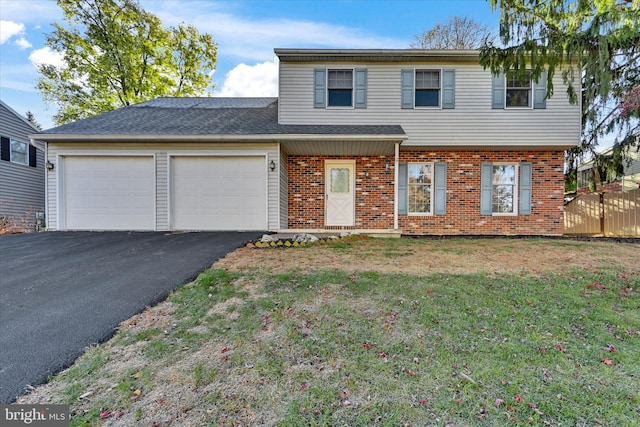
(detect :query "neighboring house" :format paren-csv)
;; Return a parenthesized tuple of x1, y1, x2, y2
(34, 49, 579, 235)
(577, 147, 640, 195)
(0, 100, 45, 232)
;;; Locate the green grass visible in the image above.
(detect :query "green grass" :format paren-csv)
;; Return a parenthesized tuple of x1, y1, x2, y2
(30, 239, 640, 426)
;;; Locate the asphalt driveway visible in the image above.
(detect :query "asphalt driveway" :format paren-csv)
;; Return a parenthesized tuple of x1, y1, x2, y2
(0, 231, 260, 403)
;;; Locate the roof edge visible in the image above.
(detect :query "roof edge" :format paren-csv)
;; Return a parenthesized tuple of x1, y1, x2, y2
(0, 100, 41, 132)
(275, 48, 480, 62)
(33, 133, 409, 143)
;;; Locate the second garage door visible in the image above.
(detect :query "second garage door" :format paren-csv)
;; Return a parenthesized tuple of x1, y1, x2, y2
(171, 156, 267, 230)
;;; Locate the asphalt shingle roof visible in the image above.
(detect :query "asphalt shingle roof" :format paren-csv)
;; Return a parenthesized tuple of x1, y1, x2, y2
(39, 97, 405, 137)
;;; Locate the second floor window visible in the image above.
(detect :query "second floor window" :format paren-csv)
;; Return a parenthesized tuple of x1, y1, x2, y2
(506, 70, 532, 108)
(415, 70, 440, 107)
(327, 69, 353, 107)
(10, 139, 28, 165)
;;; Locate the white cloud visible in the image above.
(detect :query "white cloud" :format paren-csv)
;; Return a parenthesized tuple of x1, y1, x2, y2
(0, 63, 39, 92)
(217, 59, 279, 97)
(28, 47, 65, 69)
(0, 20, 25, 44)
(147, 1, 406, 63)
(15, 37, 32, 49)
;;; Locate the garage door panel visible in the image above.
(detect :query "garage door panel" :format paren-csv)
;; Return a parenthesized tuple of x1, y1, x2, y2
(63, 156, 155, 230)
(171, 156, 267, 231)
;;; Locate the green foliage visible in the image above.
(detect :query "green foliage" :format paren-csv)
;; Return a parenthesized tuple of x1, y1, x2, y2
(479, 0, 640, 170)
(37, 0, 217, 124)
(25, 111, 42, 130)
(564, 168, 577, 192)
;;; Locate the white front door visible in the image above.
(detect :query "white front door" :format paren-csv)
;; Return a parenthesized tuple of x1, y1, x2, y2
(325, 160, 355, 226)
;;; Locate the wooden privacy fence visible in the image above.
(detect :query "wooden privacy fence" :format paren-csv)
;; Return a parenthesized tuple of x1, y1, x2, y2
(564, 189, 640, 237)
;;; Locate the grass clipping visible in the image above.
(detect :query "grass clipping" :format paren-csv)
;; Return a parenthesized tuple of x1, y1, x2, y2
(19, 237, 640, 426)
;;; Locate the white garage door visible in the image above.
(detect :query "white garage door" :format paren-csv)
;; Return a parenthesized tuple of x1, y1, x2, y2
(171, 156, 267, 230)
(63, 156, 155, 230)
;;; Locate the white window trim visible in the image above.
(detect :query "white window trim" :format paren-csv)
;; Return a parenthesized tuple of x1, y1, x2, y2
(407, 162, 434, 216)
(10, 138, 29, 165)
(491, 162, 519, 216)
(504, 71, 533, 109)
(414, 68, 442, 109)
(326, 68, 355, 109)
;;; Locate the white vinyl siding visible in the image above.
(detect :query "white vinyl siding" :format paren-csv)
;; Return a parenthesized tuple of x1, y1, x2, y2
(0, 102, 45, 231)
(155, 154, 169, 230)
(278, 62, 580, 148)
(279, 147, 288, 229)
(45, 142, 280, 231)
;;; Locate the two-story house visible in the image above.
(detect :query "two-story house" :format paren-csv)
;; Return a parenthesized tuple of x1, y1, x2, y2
(34, 49, 579, 235)
(1, 100, 45, 232)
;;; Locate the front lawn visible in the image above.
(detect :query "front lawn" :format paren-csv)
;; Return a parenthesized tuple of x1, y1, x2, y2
(20, 237, 640, 426)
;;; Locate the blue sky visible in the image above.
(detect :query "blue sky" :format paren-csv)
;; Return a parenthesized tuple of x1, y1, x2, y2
(0, 0, 500, 129)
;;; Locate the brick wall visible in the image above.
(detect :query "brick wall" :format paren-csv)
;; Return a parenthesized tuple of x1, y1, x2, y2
(287, 150, 565, 235)
(288, 155, 394, 229)
(399, 149, 565, 235)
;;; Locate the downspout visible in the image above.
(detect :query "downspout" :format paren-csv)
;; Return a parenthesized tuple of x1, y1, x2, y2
(44, 140, 48, 230)
(394, 142, 399, 230)
(30, 138, 47, 230)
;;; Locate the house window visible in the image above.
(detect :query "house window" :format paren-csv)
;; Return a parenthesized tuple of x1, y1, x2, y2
(327, 69, 353, 107)
(10, 139, 28, 165)
(492, 164, 518, 214)
(506, 70, 532, 108)
(577, 168, 594, 188)
(408, 163, 433, 214)
(415, 70, 440, 107)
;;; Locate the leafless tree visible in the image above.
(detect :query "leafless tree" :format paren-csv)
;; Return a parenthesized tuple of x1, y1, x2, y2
(411, 16, 495, 50)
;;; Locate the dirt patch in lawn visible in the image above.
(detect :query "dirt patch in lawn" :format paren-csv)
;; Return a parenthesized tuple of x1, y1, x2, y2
(217, 237, 639, 276)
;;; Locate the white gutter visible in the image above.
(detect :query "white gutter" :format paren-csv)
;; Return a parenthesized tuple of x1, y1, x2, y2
(28, 138, 45, 151)
(31, 133, 409, 143)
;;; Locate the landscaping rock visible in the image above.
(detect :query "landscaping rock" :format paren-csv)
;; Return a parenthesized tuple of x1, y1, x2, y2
(293, 233, 319, 243)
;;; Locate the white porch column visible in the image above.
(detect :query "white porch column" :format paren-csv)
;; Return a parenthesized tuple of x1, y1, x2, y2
(394, 142, 399, 230)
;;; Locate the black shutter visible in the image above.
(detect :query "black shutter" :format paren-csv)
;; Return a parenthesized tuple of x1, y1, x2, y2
(29, 144, 37, 167)
(1, 136, 10, 161)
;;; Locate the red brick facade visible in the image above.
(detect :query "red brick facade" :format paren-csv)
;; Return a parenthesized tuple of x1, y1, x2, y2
(288, 155, 395, 230)
(287, 149, 565, 235)
(398, 150, 565, 235)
